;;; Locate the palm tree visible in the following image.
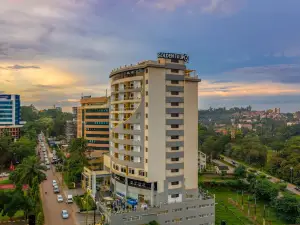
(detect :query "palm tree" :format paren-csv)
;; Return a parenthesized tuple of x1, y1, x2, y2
(10, 156, 46, 187)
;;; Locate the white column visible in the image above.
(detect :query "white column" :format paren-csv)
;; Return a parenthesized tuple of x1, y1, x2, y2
(92, 171, 96, 198)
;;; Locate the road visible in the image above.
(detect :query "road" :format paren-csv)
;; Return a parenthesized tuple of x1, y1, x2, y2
(39, 133, 77, 225)
(221, 155, 300, 196)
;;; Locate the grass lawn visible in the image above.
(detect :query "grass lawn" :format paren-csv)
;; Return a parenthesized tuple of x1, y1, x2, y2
(0, 210, 24, 221)
(207, 187, 287, 225)
(0, 179, 13, 185)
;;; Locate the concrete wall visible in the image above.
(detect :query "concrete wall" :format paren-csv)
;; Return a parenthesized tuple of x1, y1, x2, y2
(109, 198, 215, 225)
(184, 81, 199, 190)
(146, 67, 166, 186)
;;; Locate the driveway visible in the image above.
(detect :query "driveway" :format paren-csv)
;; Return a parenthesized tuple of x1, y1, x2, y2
(221, 155, 300, 196)
(212, 159, 235, 174)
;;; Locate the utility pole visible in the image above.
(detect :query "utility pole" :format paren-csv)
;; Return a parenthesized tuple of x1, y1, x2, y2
(241, 191, 244, 210)
(254, 196, 257, 220)
(290, 167, 293, 184)
(93, 207, 96, 225)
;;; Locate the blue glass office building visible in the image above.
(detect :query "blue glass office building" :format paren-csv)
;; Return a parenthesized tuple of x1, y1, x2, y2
(0, 94, 21, 126)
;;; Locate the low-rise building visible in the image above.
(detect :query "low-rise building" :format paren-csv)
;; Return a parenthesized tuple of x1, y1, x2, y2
(82, 154, 111, 197)
(215, 165, 229, 174)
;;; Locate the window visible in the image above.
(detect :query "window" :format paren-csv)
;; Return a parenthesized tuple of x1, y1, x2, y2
(171, 124, 179, 128)
(171, 59, 179, 63)
(146, 80, 148, 84)
(146, 136, 148, 141)
(171, 102, 179, 106)
(171, 69, 179, 73)
(145, 159, 148, 163)
(171, 146, 179, 151)
(171, 158, 179, 162)
(128, 168, 135, 175)
(146, 113, 148, 118)
(145, 148, 148, 152)
(171, 113, 179, 117)
(171, 169, 179, 173)
(146, 91, 148, 96)
(171, 194, 179, 198)
(139, 170, 145, 176)
(171, 80, 179, 84)
(146, 125, 148, 129)
(146, 102, 148, 107)
(171, 91, 179, 95)
(171, 181, 179, 185)
(146, 69, 148, 73)
(121, 167, 126, 173)
(171, 136, 179, 139)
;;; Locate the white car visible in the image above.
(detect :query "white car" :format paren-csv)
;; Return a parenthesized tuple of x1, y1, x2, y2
(61, 210, 69, 219)
(52, 180, 57, 186)
(53, 185, 60, 193)
(0, 172, 10, 177)
(57, 195, 63, 202)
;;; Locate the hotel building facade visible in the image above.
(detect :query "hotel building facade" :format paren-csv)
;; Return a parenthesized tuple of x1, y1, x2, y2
(0, 94, 24, 139)
(106, 53, 215, 225)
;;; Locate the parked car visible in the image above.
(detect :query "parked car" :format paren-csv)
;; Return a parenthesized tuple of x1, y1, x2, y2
(46, 165, 51, 170)
(53, 185, 60, 193)
(295, 186, 300, 191)
(66, 195, 73, 204)
(0, 172, 10, 177)
(61, 210, 69, 219)
(52, 180, 57, 186)
(57, 195, 63, 202)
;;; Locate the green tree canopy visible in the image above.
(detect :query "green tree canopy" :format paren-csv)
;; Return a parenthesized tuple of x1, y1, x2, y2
(10, 156, 46, 186)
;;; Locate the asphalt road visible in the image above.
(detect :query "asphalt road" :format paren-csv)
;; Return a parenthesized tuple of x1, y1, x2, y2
(39, 134, 77, 225)
(221, 155, 300, 196)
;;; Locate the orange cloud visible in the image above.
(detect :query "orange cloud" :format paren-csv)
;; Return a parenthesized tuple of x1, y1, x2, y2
(199, 80, 300, 97)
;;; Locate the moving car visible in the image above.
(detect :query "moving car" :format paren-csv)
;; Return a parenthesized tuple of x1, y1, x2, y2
(66, 195, 73, 204)
(46, 165, 51, 170)
(57, 195, 63, 202)
(61, 210, 69, 219)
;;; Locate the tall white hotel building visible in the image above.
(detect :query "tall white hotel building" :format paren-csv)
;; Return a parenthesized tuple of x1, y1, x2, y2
(106, 53, 215, 225)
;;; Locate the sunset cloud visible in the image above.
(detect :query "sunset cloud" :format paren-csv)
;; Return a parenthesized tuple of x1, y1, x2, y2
(199, 80, 300, 97)
(1, 0, 300, 111)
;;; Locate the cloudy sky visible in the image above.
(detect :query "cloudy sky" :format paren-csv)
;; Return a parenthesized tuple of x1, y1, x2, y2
(1, 0, 300, 112)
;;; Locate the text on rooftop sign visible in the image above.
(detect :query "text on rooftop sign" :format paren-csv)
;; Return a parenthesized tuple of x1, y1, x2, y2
(157, 52, 189, 63)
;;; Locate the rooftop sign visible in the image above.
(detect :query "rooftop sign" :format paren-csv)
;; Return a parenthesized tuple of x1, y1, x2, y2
(157, 52, 189, 63)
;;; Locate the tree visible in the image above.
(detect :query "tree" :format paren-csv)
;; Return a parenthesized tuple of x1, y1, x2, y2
(10, 156, 46, 187)
(11, 137, 36, 163)
(272, 194, 300, 223)
(21, 105, 39, 122)
(148, 221, 159, 225)
(253, 179, 278, 201)
(1, 189, 34, 219)
(234, 165, 247, 178)
(0, 134, 14, 168)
